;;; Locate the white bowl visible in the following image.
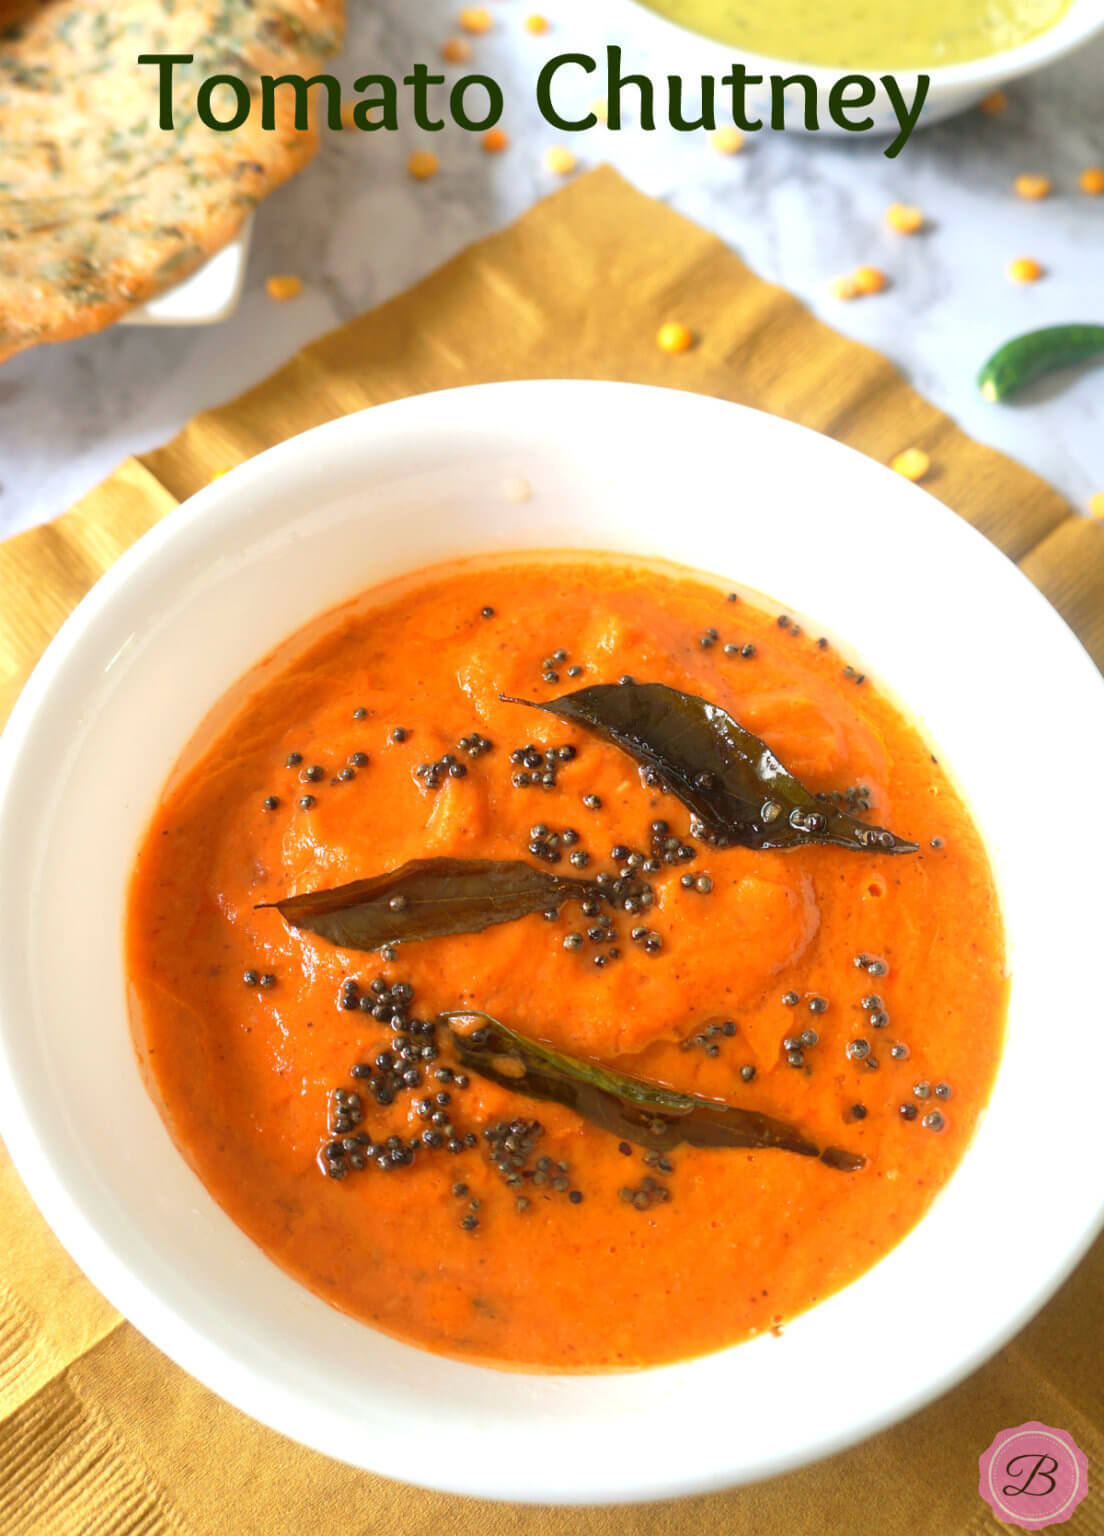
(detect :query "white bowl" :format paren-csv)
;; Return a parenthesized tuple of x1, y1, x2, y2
(0, 382, 1102, 1504)
(620, 0, 1104, 131)
(121, 220, 252, 328)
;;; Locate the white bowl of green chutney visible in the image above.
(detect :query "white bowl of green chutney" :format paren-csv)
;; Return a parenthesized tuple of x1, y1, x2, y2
(622, 0, 1104, 142)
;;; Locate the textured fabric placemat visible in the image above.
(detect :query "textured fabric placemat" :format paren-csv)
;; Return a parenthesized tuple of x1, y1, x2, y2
(1, 167, 1101, 1536)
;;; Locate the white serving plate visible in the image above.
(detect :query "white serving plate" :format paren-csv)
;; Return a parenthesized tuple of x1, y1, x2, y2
(0, 382, 1102, 1504)
(619, 0, 1104, 131)
(122, 220, 252, 327)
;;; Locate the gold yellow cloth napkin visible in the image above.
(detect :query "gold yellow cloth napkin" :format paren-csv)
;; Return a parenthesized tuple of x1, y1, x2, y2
(1, 168, 1102, 1535)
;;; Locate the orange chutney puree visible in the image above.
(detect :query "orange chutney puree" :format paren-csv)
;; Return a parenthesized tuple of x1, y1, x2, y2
(127, 556, 1006, 1370)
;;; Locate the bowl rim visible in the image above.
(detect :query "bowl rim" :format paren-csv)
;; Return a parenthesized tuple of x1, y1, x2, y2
(1, 380, 1103, 1504)
(616, 0, 1104, 89)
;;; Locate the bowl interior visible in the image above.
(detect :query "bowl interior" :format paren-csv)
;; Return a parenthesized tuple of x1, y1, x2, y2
(0, 382, 1102, 1503)
(617, 0, 1104, 86)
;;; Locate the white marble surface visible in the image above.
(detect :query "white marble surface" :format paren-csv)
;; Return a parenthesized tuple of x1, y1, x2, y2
(1, 1, 1102, 536)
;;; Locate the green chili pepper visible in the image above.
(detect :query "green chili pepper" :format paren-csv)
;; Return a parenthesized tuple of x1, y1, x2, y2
(978, 324, 1104, 402)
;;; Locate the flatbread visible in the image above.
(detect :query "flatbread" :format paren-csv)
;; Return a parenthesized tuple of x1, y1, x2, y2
(0, 0, 344, 363)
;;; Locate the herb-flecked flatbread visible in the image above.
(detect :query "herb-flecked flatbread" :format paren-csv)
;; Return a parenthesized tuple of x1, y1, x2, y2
(0, 0, 344, 363)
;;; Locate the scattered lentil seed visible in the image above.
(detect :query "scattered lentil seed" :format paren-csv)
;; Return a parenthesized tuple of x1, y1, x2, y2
(656, 321, 694, 354)
(885, 202, 925, 234)
(1014, 173, 1051, 200)
(266, 274, 302, 302)
(1008, 256, 1044, 283)
(709, 125, 744, 155)
(853, 264, 888, 295)
(544, 145, 577, 176)
(891, 447, 931, 482)
(407, 150, 440, 181)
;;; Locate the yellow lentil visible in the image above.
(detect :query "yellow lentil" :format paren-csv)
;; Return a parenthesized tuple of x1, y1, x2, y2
(885, 203, 925, 234)
(852, 265, 888, 295)
(1014, 174, 1051, 201)
(407, 151, 440, 181)
(891, 448, 931, 483)
(265, 274, 302, 301)
(709, 126, 745, 155)
(544, 145, 577, 176)
(656, 322, 694, 354)
(1007, 256, 1044, 283)
(459, 7, 493, 33)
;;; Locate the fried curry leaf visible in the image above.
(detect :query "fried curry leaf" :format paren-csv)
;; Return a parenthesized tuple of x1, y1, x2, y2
(501, 681, 917, 854)
(441, 1011, 865, 1172)
(266, 858, 601, 950)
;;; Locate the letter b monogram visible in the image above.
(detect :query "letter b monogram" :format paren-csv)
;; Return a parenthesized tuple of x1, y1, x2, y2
(980, 1423, 1088, 1529)
(1002, 1453, 1058, 1498)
